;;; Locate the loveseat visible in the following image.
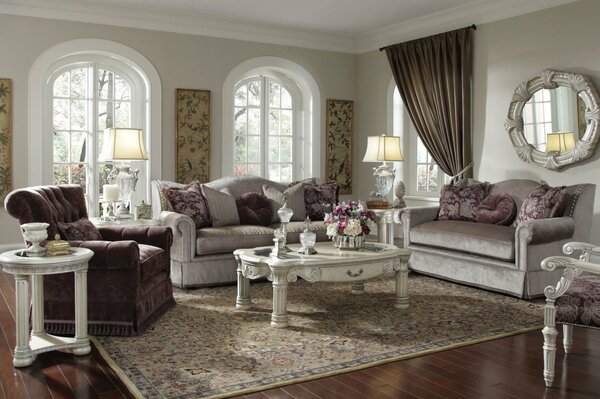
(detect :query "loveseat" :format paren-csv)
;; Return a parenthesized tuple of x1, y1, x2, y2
(402, 179, 595, 299)
(151, 175, 334, 288)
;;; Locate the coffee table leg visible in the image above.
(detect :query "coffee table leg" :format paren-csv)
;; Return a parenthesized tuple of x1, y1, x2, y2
(13, 275, 33, 367)
(271, 268, 289, 328)
(351, 281, 365, 294)
(395, 258, 409, 309)
(236, 260, 252, 310)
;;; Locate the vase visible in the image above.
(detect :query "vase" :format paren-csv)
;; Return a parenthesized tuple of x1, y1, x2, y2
(332, 234, 365, 250)
(21, 222, 50, 255)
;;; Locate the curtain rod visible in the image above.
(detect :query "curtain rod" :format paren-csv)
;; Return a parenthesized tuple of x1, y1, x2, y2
(378, 24, 476, 52)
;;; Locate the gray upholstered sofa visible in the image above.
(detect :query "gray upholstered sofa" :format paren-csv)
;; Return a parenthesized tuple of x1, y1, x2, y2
(151, 175, 330, 288)
(402, 179, 596, 299)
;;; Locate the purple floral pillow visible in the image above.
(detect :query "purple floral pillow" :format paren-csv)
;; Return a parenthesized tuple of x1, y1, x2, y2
(165, 182, 211, 228)
(304, 181, 340, 220)
(516, 183, 567, 225)
(475, 193, 516, 225)
(236, 192, 272, 226)
(438, 184, 486, 221)
(58, 218, 103, 241)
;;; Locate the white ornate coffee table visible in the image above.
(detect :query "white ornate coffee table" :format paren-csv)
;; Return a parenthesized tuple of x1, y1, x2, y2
(0, 247, 93, 367)
(234, 242, 411, 328)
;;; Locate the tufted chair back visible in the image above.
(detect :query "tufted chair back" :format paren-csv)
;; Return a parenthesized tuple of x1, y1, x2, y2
(4, 185, 88, 239)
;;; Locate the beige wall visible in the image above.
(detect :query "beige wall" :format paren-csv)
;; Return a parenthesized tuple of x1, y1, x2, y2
(0, 14, 356, 246)
(357, 0, 600, 243)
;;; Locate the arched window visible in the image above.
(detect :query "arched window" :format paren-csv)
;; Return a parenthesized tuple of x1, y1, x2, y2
(223, 57, 321, 182)
(389, 81, 447, 197)
(29, 39, 161, 216)
(233, 74, 300, 181)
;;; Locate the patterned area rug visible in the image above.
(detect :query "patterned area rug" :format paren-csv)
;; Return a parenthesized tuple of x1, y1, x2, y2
(93, 274, 543, 399)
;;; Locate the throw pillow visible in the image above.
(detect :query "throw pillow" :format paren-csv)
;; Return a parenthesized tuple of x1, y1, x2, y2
(58, 218, 103, 241)
(516, 183, 567, 225)
(475, 193, 517, 225)
(201, 185, 240, 227)
(236, 192, 272, 226)
(438, 184, 486, 221)
(164, 182, 211, 228)
(304, 181, 340, 220)
(262, 183, 306, 223)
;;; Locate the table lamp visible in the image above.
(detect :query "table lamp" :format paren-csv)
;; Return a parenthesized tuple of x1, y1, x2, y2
(99, 128, 148, 217)
(546, 131, 575, 153)
(362, 134, 404, 209)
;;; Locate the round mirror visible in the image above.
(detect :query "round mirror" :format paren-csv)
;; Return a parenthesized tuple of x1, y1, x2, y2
(505, 69, 600, 170)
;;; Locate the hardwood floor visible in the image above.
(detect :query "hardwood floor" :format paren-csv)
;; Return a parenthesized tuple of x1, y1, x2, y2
(1, 269, 598, 399)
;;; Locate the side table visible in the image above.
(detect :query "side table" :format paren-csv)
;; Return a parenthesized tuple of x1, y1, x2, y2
(90, 217, 161, 227)
(0, 247, 94, 367)
(369, 208, 402, 246)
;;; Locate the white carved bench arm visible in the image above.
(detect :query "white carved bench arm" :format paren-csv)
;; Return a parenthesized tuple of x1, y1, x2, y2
(540, 250, 600, 387)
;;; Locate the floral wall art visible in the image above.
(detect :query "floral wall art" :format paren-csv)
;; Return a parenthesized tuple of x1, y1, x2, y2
(176, 89, 211, 184)
(326, 99, 353, 194)
(0, 78, 12, 202)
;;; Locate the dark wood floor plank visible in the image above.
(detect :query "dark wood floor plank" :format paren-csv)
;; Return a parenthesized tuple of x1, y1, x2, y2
(297, 380, 346, 399)
(261, 387, 296, 399)
(280, 384, 321, 399)
(333, 373, 417, 399)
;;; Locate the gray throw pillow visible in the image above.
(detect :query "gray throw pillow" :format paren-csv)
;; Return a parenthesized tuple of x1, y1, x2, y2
(201, 185, 240, 227)
(262, 183, 306, 223)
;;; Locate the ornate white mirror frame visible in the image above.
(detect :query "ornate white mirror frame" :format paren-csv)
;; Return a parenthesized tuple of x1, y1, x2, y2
(505, 69, 600, 170)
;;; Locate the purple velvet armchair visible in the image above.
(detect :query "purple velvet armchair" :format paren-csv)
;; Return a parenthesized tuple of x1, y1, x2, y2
(4, 185, 175, 336)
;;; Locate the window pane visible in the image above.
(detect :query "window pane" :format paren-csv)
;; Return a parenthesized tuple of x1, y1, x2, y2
(543, 102, 552, 121)
(234, 107, 247, 136)
(417, 139, 428, 163)
(70, 100, 87, 131)
(248, 81, 260, 106)
(70, 132, 87, 163)
(114, 75, 130, 101)
(248, 108, 260, 135)
(416, 165, 428, 192)
(71, 165, 87, 189)
(53, 99, 70, 131)
(269, 82, 280, 107)
(280, 110, 292, 136)
(280, 164, 292, 182)
(247, 163, 260, 176)
(234, 136, 247, 162)
(269, 136, 280, 162)
(281, 87, 292, 109)
(53, 164, 69, 185)
(114, 101, 131, 127)
(524, 124, 534, 142)
(280, 137, 292, 162)
(269, 110, 280, 136)
(428, 164, 439, 191)
(535, 103, 544, 122)
(53, 131, 69, 162)
(98, 69, 114, 99)
(234, 164, 247, 176)
(53, 72, 70, 97)
(542, 89, 551, 102)
(235, 85, 247, 106)
(70, 68, 87, 98)
(268, 164, 280, 182)
(247, 136, 260, 163)
(534, 91, 543, 102)
(523, 103, 533, 124)
(98, 101, 108, 131)
(99, 163, 112, 187)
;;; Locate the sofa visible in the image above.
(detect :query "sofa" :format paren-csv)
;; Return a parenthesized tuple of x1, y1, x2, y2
(151, 175, 334, 288)
(402, 179, 595, 299)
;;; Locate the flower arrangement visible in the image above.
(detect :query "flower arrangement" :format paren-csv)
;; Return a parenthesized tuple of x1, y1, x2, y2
(324, 200, 376, 238)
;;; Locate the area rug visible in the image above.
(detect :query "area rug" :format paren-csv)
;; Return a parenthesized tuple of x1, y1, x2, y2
(93, 274, 543, 399)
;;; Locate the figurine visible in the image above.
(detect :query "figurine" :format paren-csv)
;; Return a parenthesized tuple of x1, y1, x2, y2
(393, 180, 406, 208)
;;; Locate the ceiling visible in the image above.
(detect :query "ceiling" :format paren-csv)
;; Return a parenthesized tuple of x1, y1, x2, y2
(0, 0, 578, 53)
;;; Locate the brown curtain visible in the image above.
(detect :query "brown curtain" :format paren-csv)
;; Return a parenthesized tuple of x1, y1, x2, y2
(384, 27, 473, 179)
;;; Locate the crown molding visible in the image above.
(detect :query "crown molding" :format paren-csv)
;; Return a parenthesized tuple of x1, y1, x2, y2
(0, 0, 357, 53)
(358, 0, 580, 53)
(0, 0, 581, 54)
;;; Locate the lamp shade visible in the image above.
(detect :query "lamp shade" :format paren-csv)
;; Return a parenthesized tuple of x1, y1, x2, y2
(99, 128, 149, 161)
(546, 132, 575, 152)
(362, 135, 404, 162)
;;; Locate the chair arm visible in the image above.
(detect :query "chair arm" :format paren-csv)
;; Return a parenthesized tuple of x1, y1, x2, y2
(159, 211, 196, 262)
(70, 240, 140, 270)
(98, 226, 173, 252)
(515, 217, 575, 245)
(401, 206, 439, 247)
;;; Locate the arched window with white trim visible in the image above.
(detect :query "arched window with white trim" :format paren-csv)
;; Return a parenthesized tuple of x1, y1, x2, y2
(29, 39, 161, 217)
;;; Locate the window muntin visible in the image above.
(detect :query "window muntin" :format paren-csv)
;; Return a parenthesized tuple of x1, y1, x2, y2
(233, 75, 295, 182)
(523, 89, 553, 151)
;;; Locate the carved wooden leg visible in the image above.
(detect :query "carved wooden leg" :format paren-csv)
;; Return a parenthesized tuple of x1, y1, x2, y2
(351, 281, 365, 294)
(542, 298, 558, 387)
(563, 324, 573, 354)
(235, 259, 252, 310)
(271, 268, 290, 328)
(13, 275, 33, 367)
(31, 275, 44, 337)
(73, 269, 91, 355)
(394, 258, 409, 309)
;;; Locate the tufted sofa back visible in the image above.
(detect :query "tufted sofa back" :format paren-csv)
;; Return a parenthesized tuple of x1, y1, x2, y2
(4, 185, 88, 238)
